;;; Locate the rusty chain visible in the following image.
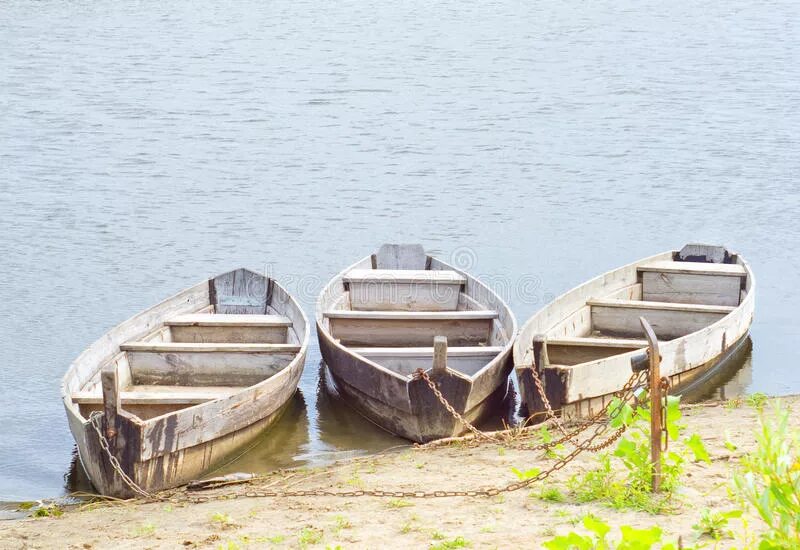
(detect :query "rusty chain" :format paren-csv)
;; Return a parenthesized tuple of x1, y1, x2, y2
(88, 347, 648, 504)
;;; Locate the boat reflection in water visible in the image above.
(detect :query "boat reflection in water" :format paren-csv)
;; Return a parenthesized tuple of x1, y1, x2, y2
(677, 337, 753, 403)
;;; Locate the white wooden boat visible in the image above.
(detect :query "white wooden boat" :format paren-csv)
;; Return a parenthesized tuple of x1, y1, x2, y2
(514, 245, 755, 419)
(316, 244, 517, 443)
(61, 269, 308, 498)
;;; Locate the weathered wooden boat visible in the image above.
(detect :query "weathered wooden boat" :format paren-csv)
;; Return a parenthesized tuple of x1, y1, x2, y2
(514, 244, 755, 419)
(61, 268, 308, 498)
(316, 244, 517, 443)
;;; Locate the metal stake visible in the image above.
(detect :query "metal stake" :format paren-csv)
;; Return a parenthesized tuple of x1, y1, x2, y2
(629, 316, 662, 493)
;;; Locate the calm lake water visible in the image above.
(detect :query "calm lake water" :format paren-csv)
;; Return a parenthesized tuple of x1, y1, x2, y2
(1, 0, 798, 504)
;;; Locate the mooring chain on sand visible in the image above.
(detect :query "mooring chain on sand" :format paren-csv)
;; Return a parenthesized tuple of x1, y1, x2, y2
(178, 378, 645, 504)
(86, 364, 646, 504)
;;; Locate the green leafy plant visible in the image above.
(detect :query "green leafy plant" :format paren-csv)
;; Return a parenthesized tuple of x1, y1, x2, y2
(332, 514, 352, 534)
(210, 512, 236, 529)
(535, 486, 566, 502)
(733, 401, 800, 548)
(387, 498, 414, 509)
(298, 526, 324, 548)
(543, 514, 696, 550)
(746, 392, 768, 411)
(399, 513, 421, 534)
(511, 467, 541, 481)
(692, 508, 742, 540)
(32, 503, 64, 518)
(686, 434, 711, 464)
(724, 397, 743, 409)
(429, 536, 471, 549)
(565, 395, 693, 513)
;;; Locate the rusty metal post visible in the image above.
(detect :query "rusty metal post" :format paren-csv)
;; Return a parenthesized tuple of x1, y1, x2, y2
(639, 317, 662, 493)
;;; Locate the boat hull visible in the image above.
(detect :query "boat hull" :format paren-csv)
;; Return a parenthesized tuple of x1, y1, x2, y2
(67, 361, 302, 498)
(318, 322, 513, 442)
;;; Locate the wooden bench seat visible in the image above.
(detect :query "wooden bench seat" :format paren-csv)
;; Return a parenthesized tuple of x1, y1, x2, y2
(350, 346, 504, 376)
(546, 336, 649, 348)
(72, 385, 245, 406)
(349, 345, 503, 357)
(167, 314, 292, 327)
(589, 298, 734, 340)
(323, 310, 498, 347)
(344, 269, 466, 312)
(120, 342, 301, 386)
(545, 336, 648, 365)
(637, 261, 746, 277)
(638, 261, 746, 307)
(120, 342, 300, 353)
(165, 314, 292, 344)
(344, 269, 465, 284)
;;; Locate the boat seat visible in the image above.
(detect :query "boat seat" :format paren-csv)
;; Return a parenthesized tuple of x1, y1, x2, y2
(323, 310, 498, 347)
(343, 269, 466, 312)
(120, 342, 301, 386)
(638, 261, 746, 307)
(164, 314, 292, 344)
(544, 336, 648, 366)
(120, 342, 300, 353)
(350, 346, 504, 376)
(546, 336, 649, 348)
(72, 385, 245, 406)
(349, 345, 504, 357)
(588, 298, 734, 340)
(638, 261, 746, 277)
(344, 269, 465, 284)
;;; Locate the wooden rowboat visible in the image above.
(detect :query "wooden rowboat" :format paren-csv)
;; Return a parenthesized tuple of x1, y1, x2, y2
(61, 269, 308, 498)
(316, 244, 517, 443)
(514, 244, 754, 420)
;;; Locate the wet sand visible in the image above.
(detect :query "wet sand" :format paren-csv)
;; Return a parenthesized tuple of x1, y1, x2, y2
(2, 396, 796, 549)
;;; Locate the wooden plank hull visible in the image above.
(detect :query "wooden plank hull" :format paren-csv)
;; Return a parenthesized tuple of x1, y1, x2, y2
(318, 323, 513, 442)
(316, 247, 517, 443)
(62, 270, 308, 498)
(514, 247, 755, 420)
(67, 354, 304, 498)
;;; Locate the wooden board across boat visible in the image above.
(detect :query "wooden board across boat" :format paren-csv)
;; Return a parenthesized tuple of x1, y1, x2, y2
(61, 268, 309, 498)
(316, 244, 517, 443)
(513, 244, 755, 420)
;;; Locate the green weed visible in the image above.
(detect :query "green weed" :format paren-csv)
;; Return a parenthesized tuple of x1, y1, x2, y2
(332, 514, 352, 534)
(746, 392, 768, 411)
(692, 508, 742, 540)
(534, 486, 566, 503)
(298, 526, 324, 548)
(210, 512, 236, 529)
(543, 514, 699, 550)
(32, 504, 63, 518)
(132, 522, 156, 537)
(429, 536, 471, 549)
(733, 401, 800, 548)
(387, 498, 414, 509)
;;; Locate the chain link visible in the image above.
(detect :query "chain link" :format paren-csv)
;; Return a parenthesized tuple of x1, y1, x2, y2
(88, 350, 647, 504)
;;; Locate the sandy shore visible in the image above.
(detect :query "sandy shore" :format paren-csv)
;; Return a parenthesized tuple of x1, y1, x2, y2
(2, 396, 796, 550)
